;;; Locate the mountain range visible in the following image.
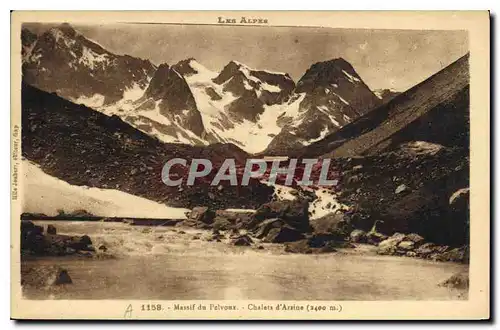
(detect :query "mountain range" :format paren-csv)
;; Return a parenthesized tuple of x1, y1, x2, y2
(22, 24, 384, 154)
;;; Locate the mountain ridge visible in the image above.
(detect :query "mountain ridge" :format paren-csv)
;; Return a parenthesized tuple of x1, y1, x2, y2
(22, 23, 389, 154)
(22, 23, 156, 105)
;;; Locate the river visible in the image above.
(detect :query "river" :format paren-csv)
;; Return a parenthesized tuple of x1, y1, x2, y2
(20, 221, 468, 300)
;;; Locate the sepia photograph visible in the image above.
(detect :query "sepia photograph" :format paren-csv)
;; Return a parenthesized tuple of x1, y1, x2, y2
(10, 11, 490, 320)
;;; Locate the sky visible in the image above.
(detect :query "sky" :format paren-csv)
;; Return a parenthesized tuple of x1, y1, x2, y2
(26, 23, 468, 91)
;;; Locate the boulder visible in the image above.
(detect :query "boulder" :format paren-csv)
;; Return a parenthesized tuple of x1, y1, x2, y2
(395, 184, 408, 194)
(397, 240, 415, 251)
(404, 233, 425, 246)
(47, 224, 57, 235)
(21, 221, 45, 254)
(310, 213, 350, 241)
(21, 220, 36, 233)
(263, 225, 304, 243)
(253, 218, 284, 239)
(212, 217, 232, 231)
(232, 234, 253, 246)
(21, 266, 72, 287)
(284, 239, 343, 254)
(67, 235, 93, 251)
(349, 229, 367, 243)
(284, 240, 313, 254)
(79, 235, 92, 247)
(50, 268, 73, 285)
(377, 233, 406, 255)
(215, 210, 253, 228)
(366, 231, 388, 245)
(307, 233, 351, 248)
(433, 246, 468, 263)
(342, 212, 373, 232)
(439, 272, 469, 289)
(42, 234, 95, 255)
(188, 206, 215, 224)
(250, 200, 310, 232)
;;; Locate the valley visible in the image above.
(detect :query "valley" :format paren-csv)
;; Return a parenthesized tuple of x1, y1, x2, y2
(18, 23, 471, 301)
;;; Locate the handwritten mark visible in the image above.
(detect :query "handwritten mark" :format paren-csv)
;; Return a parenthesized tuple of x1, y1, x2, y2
(124, 304, 133, 318)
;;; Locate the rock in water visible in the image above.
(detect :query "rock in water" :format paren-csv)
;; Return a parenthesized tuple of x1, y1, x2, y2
(21, 265, 73, 287)
(47, 224, 57, 235)
(440, 272, 469, 289)
(284, 240, 313, 254)
(52, 269, 73, 285)
(231, 234, 253, 246)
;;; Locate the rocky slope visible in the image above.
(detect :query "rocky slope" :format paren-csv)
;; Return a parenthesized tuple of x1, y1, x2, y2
(22, 23, 156, 105)
(21, 27, 37, 60)
(288, 53, 470, 248)
(21, 83, 274, 210)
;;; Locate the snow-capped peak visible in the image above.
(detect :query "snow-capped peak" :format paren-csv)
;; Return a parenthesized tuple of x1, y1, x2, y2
(228, 60, 291, 78)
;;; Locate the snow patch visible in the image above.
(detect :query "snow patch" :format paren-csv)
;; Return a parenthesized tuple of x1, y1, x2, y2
(22, 161, 189, 219)
(307, 126, 330, 144)
(261, 82, 282, 93)
(342, 70, 361, 83)
(243, 80, 253, 90)
(334, 93, 350, 105)
(309, 189, 349, 220)
(316, 106, 340, 127)
(400, 141, 444, 156)
(122, 83, 146, 101)
(79, 47, 109, 70)
(224, 209, 257, 213)
(74, 93, 105, 108)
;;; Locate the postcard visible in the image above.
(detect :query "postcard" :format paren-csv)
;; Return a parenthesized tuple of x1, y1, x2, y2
(11, 10, 490, 320)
